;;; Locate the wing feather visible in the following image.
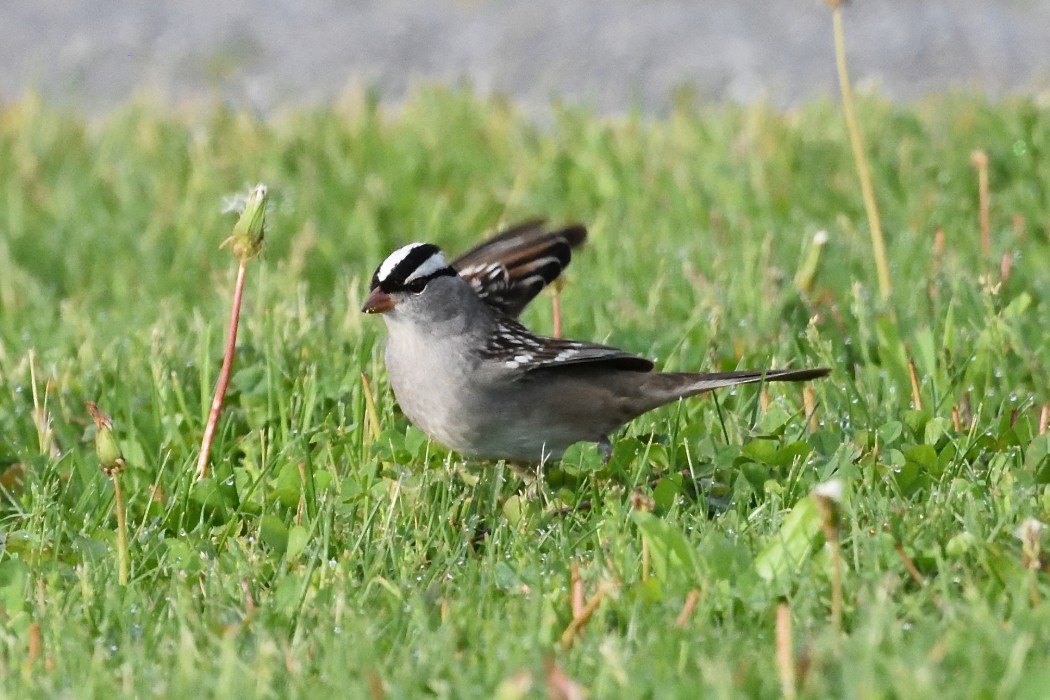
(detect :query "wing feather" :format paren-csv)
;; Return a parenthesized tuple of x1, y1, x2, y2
(452, 220, 587, 318)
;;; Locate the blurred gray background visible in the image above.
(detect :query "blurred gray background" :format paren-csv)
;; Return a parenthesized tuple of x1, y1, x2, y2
(3, 1, 1049, 116)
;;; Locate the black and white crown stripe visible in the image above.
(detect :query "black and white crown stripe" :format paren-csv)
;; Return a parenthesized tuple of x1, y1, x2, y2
(371, 243, 456, 293)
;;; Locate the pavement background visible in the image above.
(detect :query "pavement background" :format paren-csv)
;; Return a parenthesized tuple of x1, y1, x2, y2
(3, 1, 1050, 117)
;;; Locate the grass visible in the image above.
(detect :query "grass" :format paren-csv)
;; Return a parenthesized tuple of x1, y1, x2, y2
(2, 87, 1050, 697)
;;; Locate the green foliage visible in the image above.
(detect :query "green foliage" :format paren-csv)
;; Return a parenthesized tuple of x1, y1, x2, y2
(1, 88, 1050, 697)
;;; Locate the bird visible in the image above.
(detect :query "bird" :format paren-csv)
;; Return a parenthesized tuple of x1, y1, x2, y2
(362, 221, 830, 463)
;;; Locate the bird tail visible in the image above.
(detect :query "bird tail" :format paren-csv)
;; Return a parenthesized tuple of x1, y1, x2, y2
(637, 367, 830, 413)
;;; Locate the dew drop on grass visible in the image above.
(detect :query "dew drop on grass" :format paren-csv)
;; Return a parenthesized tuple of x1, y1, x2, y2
(225, 477, 235, 486)
(328, 559, 337, 568)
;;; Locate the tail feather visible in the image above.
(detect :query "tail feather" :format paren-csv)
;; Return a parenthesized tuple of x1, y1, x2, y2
(638, 367, 830, 413)
(682, 367, 831, 392)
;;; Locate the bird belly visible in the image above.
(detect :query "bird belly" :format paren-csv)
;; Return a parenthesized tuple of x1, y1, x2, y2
(384, 339, 640, 462)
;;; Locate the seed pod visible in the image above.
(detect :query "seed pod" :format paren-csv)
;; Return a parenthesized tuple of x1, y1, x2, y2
(85, 401, 125, 477)
(222, 184, 268, 260)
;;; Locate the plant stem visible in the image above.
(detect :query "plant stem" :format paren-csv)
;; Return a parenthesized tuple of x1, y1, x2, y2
(560, 583, 608, 651)
(971, 150, 991, 256)
(775, 603, 796, 700)
(674, 589, 700, 628)
(827, 531, 843, 638)
(551, 286, 563, 338)
(113, 473, 130, 585)
(832, 3, 892, 301)
(907, 354, 923, 410)
(360, 372, 382, 445)
(197, 259, 248, 480)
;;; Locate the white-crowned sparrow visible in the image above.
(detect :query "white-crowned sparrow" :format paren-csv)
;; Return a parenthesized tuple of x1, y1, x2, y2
(363, 222, 830, 463)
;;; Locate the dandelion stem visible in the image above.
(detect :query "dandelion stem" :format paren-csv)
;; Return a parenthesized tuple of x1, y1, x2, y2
(113, 473, 130, 585)
(197, 260, 248, 480)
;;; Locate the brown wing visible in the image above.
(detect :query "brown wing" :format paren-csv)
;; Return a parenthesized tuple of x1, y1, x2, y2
(452, 219, 587, 319)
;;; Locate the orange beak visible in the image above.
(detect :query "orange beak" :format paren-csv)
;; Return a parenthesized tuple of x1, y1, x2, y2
(362, 288, 395, 314)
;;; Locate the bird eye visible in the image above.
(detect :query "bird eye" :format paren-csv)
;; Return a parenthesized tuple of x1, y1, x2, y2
(405, 278, 427, 294)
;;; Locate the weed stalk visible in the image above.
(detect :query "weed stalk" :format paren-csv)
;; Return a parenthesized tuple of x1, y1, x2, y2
(775, 602, 796, 700)
(360, 372, 382, 446)
(906, 354, 923, 410)
(829, 0, 891, 301)
(674, 589, 700, 628)
(551, 285, 563, 338)
(970, 150, 991, 256)
(86, 401, 129, 585)
(196, 184, 267, 480)
(813, 479, 844, 640)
